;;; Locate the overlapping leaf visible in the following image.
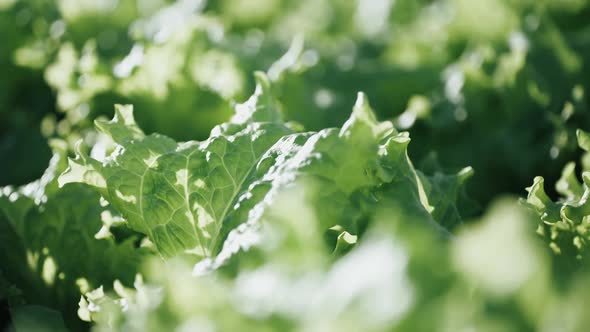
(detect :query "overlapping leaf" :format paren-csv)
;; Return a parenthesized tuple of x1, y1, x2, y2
(60, 73, 473, 266)
(0, 141, 145, 331)
(523, 129, 590, 259)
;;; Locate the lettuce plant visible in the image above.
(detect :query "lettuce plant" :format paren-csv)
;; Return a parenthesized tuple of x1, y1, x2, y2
(59, 73, 471, 261)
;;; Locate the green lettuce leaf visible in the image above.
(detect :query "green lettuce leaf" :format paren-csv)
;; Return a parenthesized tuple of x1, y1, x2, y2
(523, 129, 590, 259)
(0, 140, 145, 331)
(60, 73, 473, 264)
(417, 167, 475, 230)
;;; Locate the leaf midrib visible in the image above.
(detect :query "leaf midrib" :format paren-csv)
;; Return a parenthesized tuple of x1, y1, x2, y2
(207, 137, 261, 254)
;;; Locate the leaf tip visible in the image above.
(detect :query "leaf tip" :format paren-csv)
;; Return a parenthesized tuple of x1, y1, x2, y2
(230, 72, 282, 125)
(95, 104, 144, 143)
(342, 92, 394, 140)
(577, 129, 590, 151)
(58, 141, 106, 189)
(354, 91, 369, 109)
(253, 71, 271, 94)
(458, 166, 474, 182)
(113, 104, 136, 125)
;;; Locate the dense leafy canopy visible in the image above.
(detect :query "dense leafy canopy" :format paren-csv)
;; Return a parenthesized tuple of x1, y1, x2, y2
(1, 0, 590, 331)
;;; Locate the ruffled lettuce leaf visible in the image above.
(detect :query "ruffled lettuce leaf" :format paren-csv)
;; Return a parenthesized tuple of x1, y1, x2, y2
(523, 129, 590, 260)
(78, 196, 589, 332)
(59, 72, 473, 269)
(0, 140, 145, 331)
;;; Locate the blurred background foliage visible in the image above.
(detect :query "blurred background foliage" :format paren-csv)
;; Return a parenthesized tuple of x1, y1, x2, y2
(2, 0, 590, 330)
(2, 0, 590, 205)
